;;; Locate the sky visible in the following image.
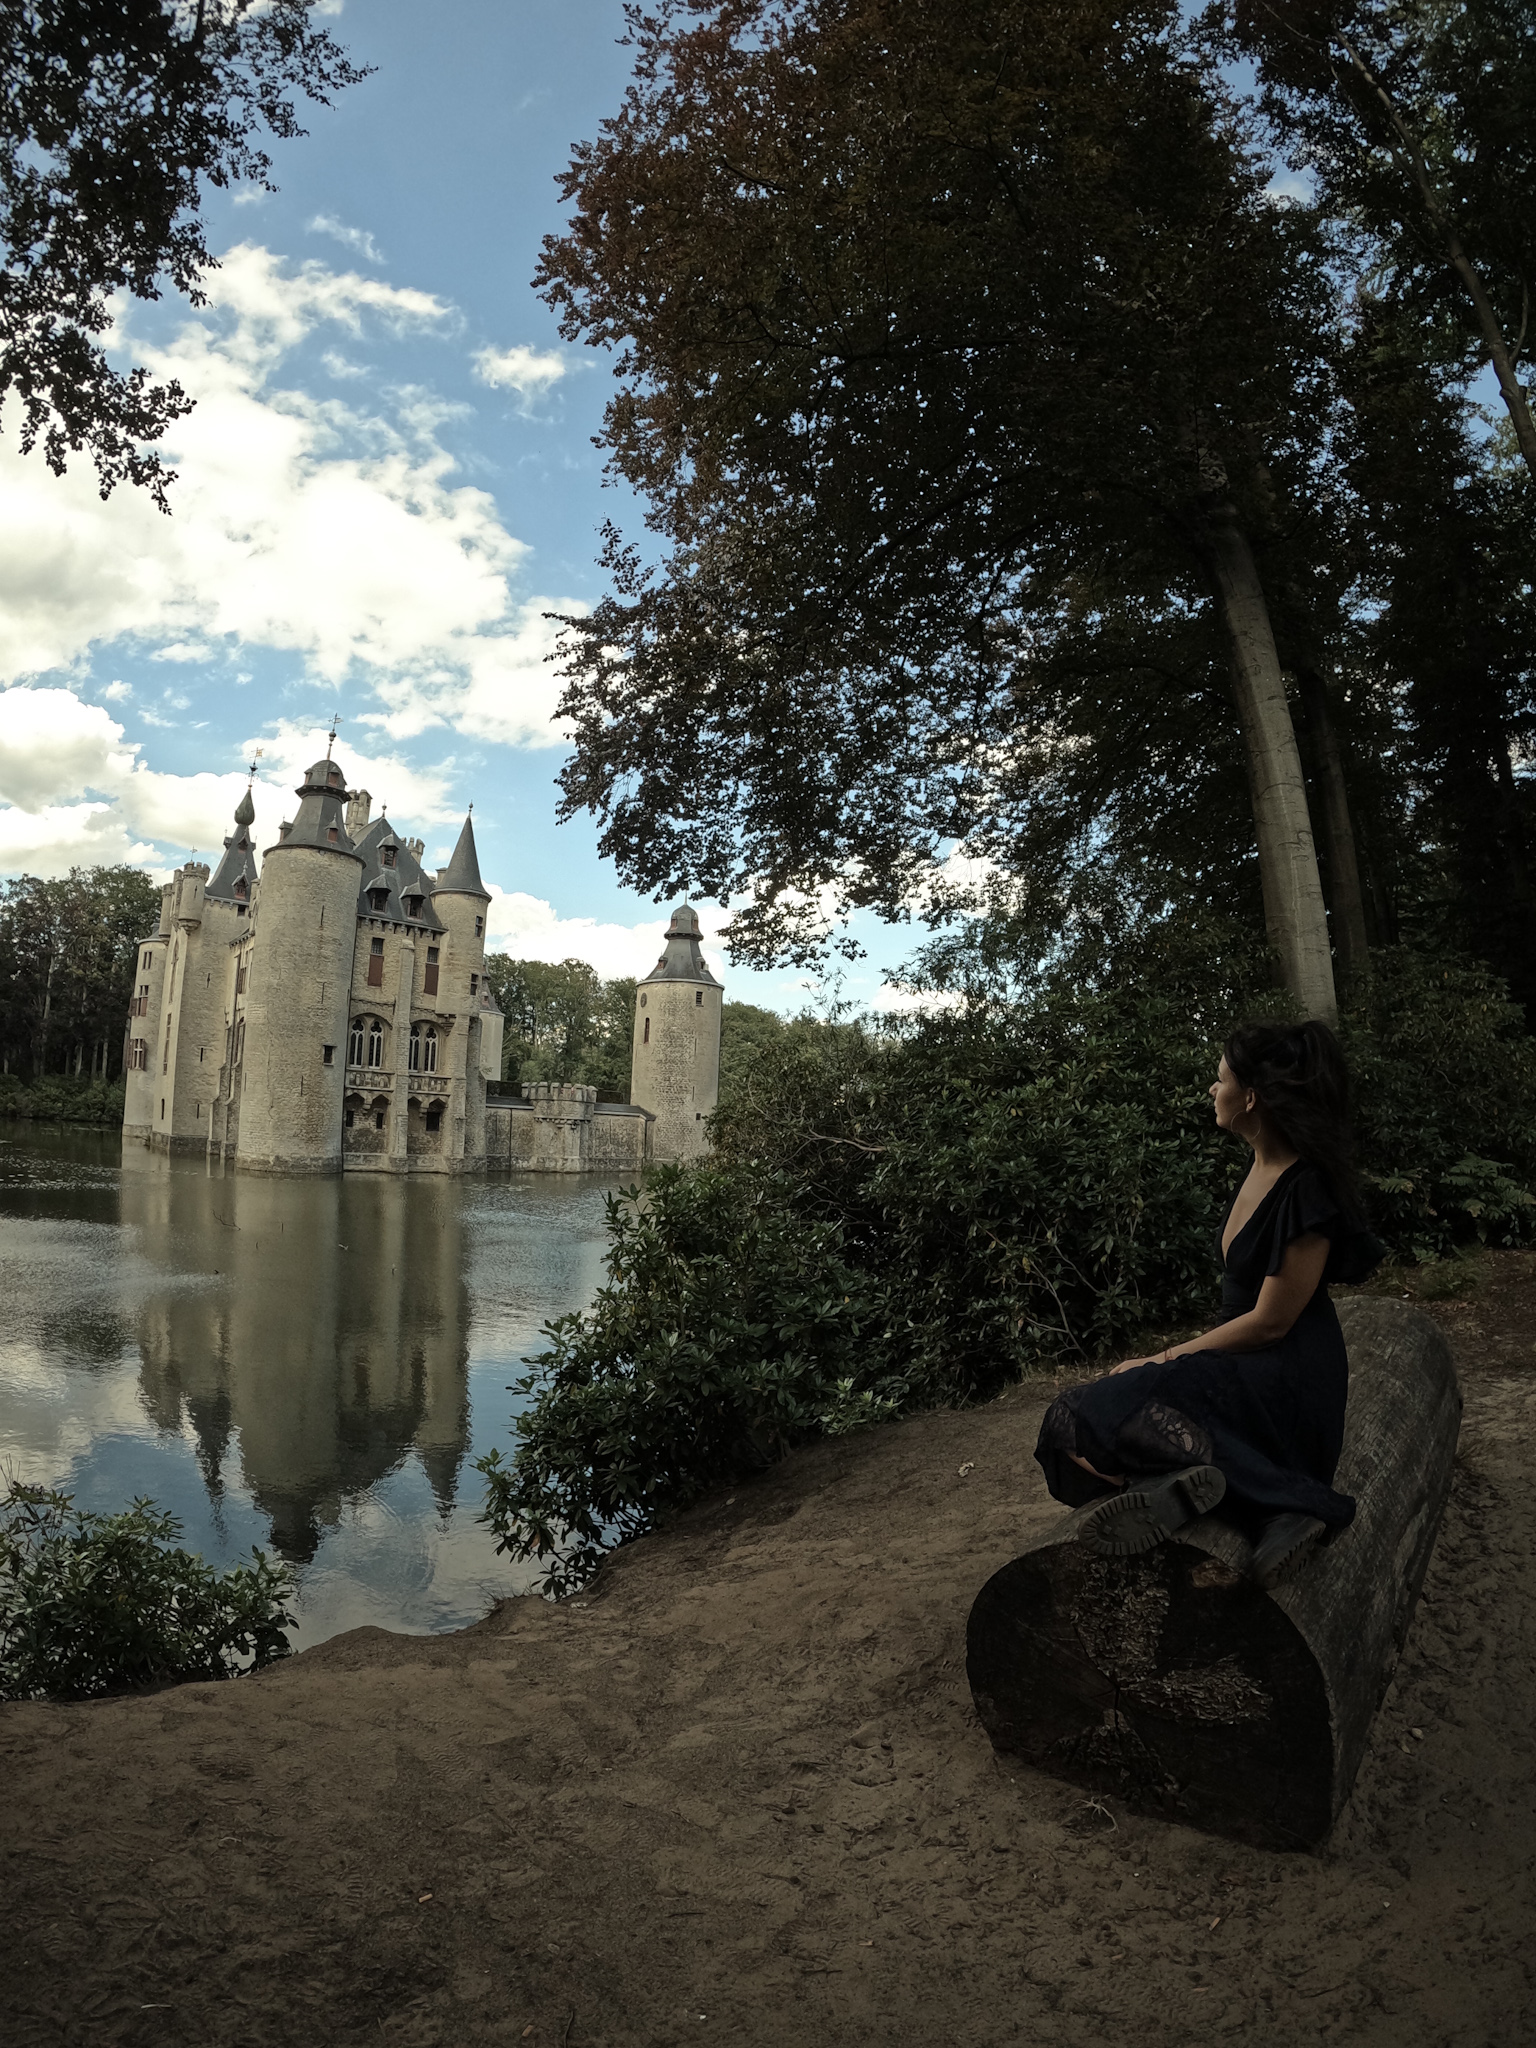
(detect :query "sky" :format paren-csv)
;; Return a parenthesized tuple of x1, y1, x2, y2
(0, 0, 924, 1011)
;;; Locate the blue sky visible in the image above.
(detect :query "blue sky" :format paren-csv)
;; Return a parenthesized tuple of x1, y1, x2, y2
(0, 0, 925, 1010)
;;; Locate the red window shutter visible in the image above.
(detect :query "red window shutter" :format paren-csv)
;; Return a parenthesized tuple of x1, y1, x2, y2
(423, 964, 439, 995)
(367, 952, 384, 987)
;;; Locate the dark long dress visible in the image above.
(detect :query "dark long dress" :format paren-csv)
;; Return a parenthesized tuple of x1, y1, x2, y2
(1034, 1161, 1384, 1533)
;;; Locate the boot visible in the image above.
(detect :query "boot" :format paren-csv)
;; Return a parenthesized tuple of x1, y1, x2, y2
(1250, 1512, 1326, 1590)
(1075, 1465, 1226, 1557)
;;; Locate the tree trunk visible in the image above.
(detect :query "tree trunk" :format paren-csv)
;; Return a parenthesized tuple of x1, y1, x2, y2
(1194, 505, 1338, 1021)
(966, 1299, 1459, 1850)
(1295, 666, 1371, 1003)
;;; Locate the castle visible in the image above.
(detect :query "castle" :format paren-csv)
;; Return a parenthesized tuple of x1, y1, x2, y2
(122, 757, 722, 1175)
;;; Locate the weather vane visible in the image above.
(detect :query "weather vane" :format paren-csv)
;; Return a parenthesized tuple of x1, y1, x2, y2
(325, 713, 342, 759)
(246, 747, 263, 780)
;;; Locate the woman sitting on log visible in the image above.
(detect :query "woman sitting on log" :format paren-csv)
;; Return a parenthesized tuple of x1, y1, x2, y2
(1034, 1020, 1384, 1589)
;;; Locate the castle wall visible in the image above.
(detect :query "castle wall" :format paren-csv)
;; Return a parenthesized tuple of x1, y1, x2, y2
(154, 869, 246, 1156)
(237, 843, 363, 1174)
(630, 978, 723, 1163)
(484, 1092, 651, 1174)
(122, 905, 171, 1141)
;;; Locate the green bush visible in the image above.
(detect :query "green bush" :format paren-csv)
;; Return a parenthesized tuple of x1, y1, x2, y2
(481, 939, 1536, 1595)
(1345, 952, 1536, 1258)
(0, 1074, 126, 1125)
(0, 1485, 297, 1701)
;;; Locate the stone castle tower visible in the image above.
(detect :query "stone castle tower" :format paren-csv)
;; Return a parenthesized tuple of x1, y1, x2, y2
(122, 760, 504, 1176)
(628, 904, 723, 1163)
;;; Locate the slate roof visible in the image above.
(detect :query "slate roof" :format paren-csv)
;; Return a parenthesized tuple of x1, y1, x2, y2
(205, 787, 261, 905)
(352, 815, 446, 933)
(433, 814, 490, 900)
(641, 903, 720, 985)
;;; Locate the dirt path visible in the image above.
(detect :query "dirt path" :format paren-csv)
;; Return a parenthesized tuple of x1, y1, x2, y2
(5, 1261, 1535, 2047)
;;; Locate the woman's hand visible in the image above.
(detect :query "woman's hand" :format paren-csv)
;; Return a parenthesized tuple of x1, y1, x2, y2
(1110, 1354, 1161, 1375)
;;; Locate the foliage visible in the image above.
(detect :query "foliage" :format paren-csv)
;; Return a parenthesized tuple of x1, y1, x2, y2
(1222, 0, 1536, 474)
(478, 1167, 914, 1594)
(483, 955, 637, 1099)
(0, 1073, 125, 1125)
(481, 955, 796, 1106)
(0, 1483, 296, 1701)
(537, 0, 1341, 968)
(0, 865, 161, 1082)
(1, 0, 368, 507)
(1345, 950, 1536, 1255)
(481, 929, 1536, 1593)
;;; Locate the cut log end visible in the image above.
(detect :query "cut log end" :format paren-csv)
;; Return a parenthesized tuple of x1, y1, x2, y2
(968, 1299, 1460, 1850)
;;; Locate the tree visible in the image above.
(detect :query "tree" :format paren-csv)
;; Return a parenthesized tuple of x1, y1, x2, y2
(539, 0, 1344, 1017)
(482, 956, 638, 1099)
(0, 864, 160, 1079)
(1225, 0, 1536, 479)
(1, 0, 367, 509)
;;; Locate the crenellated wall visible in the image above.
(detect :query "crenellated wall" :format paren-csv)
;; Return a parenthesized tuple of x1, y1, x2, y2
(485, 1086, 652, 1174)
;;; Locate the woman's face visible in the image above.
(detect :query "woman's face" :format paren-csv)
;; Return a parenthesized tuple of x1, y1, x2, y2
(1210, 1056, 1256, 1136)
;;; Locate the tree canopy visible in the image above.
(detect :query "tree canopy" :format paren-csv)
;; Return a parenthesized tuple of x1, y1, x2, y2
(0, 864, 161, 1080)
(1, 0, 366, 507)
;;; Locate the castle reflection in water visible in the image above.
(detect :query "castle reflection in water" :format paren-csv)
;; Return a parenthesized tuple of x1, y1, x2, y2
(120, 1147, 473, 1562)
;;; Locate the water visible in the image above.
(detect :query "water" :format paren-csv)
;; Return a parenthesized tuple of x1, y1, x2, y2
(0, 1122, 620, 1648)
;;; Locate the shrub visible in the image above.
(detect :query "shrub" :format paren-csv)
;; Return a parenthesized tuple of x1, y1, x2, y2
(0, 1074, 126, 1125)
(481, 939, 1536, 1594)
(0, 1485, 297, 1701)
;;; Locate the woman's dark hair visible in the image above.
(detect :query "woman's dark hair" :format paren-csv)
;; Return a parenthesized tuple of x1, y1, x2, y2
(1223, 1018, 1361, 1218)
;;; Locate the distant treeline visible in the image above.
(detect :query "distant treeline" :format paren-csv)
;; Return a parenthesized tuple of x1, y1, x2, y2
(0, 867, 161, 1089)
(481, 953, 803, 1104)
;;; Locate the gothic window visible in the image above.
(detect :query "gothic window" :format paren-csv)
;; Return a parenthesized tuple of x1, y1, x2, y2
(367, 1018, 384, 1067)
(349, 1019, 364, 1065)
(409, 1022, 421, 1072)
(367, 935, 385, 986)
(424, 945, 439, 997)
(643, 1016, 650, 1044)
(423, 1024, 438, 1074)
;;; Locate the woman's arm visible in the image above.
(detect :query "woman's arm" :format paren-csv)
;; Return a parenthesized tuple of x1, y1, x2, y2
(1111, 1233, 1331, 1373)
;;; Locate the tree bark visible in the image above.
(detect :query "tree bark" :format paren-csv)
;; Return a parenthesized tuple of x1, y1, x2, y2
(966, 1299, 1459, 1850)
(1294, 666, 1371, 1003)
(1194, 505, 1338, 1021)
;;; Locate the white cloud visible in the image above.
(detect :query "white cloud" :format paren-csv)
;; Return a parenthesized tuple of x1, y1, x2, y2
(472, 344, 566, 400)
(869, 982, 964, 1016)
(0, 688, 470, 877)
(102, 679, 131, 701)
(483, 885, 729, 984)
(309, 213, 383, 263)
(0, 245, 577, 748)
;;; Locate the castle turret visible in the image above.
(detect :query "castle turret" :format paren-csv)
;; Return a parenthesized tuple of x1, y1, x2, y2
(629, 904, 722, 1163)
(236, 757, 364, 1174)
(428, 813, 493, 1167)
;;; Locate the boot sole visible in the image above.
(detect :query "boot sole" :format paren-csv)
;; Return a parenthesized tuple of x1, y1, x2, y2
(1076, 1464, 1227, 1557)
(1252, 1517, 1326, 1590)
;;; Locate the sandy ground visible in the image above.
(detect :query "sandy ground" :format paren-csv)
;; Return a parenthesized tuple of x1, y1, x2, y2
(4, 1255, 1534, 2047)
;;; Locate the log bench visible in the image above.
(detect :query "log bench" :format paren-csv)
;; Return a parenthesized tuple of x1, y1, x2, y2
(966, 1298, 1461, 1849)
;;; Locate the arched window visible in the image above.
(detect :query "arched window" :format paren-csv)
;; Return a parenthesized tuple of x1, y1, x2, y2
(368, 1019, 384, 1067)
(643, 1016, 650, 1044)
(409, 1022, 421, 1072)
(422, 1024, 438, 1074)
(349, 1019, 365, 1066)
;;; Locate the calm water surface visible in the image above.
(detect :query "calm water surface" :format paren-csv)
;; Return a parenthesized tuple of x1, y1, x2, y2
(0, 1123, 619, 1647)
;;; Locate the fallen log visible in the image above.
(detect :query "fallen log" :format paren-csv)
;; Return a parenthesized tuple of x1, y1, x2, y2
(967, 1298, 1461, 1849)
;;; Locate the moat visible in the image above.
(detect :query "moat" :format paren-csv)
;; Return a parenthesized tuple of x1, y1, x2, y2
(0, 1122, 618, 1647)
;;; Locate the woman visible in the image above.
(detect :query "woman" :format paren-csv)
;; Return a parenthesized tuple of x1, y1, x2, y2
(1034, 1019, 1384, 1589)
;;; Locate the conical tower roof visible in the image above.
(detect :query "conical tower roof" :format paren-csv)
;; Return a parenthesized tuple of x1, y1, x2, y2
(433, 814, 490, 900)
(205, 785, 261, 905)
